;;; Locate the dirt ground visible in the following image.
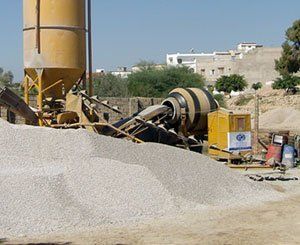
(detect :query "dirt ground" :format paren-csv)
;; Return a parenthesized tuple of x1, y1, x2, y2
(4, 169, 300, 245)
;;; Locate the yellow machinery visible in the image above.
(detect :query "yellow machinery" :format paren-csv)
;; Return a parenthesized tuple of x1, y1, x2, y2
(208, 109, 252, 162)
(162, 88, 219, 137)
(0, 0, 254, 157)
(23, 0, 92, 125)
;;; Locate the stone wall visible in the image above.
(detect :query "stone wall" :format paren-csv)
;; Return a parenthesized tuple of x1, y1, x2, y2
(234, 47, 281, 85)
(97, 97, 164, 122)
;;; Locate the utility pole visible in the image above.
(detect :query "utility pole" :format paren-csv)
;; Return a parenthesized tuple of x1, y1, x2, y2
(87, 0, 93, 96)
(254, 92, 259, 155)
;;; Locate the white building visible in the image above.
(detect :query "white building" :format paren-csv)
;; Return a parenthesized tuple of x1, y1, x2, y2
(237, 42, 263, 53)
(111, 67, 132, 79)
(166, 43, 281, 85)
(96, 68, 105, 74)
(167, 53, 213, 73)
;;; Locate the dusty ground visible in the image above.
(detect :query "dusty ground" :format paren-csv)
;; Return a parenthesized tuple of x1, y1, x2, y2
(4, 169, 300, 245)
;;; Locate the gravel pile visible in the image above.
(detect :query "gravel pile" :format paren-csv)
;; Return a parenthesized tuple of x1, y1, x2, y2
(0, 119, 279, 237)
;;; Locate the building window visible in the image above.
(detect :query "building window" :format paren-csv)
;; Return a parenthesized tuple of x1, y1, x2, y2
(200, 69, 205, 75)
(177, 58, 183, 64)
(169, 57, 173, 63)
(218, 67, 224, 75)
(210, 69, 215, 76)
(237, 118, 246, 131)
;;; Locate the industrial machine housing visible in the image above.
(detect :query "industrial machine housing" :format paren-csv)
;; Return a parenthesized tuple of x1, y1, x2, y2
(0, 0, 253, 159)
(23, 0, 93, 126)
(208, 110, 252, 161)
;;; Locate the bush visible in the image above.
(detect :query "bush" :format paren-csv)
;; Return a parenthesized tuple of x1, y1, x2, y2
(0, 68, 14, 87)
(93, 73, 129, 97)
(252, 82, 263, 91)
(127, 66, 205, 98)
(272, 75, 300, 91)
(213, 94, 226, 108)
(215, 74, 248, 94)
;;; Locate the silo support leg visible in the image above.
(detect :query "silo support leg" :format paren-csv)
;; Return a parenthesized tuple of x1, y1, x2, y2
(23, 76, 30, 105)
(36, 69, 44, 126)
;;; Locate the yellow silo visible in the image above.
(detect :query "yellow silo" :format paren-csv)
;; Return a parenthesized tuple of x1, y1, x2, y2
(23, 0, 88, 124)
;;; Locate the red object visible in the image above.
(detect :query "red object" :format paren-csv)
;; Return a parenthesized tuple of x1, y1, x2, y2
(266, 145, 282, 162)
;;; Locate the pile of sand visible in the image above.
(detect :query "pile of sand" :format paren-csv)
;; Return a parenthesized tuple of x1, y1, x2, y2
(260, 107, 300, 131)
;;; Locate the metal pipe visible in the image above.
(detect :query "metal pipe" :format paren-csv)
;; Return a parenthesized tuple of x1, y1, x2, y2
(35, 0, 41, 54)
(87, 0, 93, 96)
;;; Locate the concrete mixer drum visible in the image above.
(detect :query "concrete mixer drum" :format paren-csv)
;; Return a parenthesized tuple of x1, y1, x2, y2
(162, 88, 219, 137)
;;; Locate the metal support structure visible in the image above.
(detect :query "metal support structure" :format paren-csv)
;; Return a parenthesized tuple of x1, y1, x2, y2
(23, 75, 30, 125)
(87, 0, 93, 96)
(24, 75, 30, 105)
(22, 0, 93, 126)
(42, 79, 63, 93)
(36, 69, 44, 126)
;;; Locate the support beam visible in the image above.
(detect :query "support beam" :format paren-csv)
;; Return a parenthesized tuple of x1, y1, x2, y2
(36, 69, 44, 126)
(23, 75, 30, 105)
(42, 79, 63, 93)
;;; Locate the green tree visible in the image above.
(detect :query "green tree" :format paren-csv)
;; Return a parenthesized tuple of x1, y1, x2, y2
(0, 69, 14, 86)
(213, 94, 226, 108)
(273, 19, 300, 92)
(275, 19, 300, 76)
(272, 75, 300, 91)
(93, 73, 129, 97)
(215, 74, 248, 94)
(252, 82, 263, 91)
(134, 60, 157, 69)
(127, 66, 205, 97)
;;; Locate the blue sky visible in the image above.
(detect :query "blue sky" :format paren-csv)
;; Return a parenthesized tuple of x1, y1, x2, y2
(0, 0, 299, 81)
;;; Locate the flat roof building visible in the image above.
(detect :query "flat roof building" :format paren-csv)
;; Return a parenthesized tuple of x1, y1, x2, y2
(167, 43, 281, 85)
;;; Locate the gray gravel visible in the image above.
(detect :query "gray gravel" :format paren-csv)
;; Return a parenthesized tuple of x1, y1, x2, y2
(0, 120, 280, 237)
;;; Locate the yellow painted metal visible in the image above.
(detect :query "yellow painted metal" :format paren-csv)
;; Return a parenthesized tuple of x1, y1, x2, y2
(36, 69, 44, 126)
(23, 0, 86, 99)
(163, 88, 219, 136)
(208, 109, 252, 160)
(23, 75, 30, 105)
(65, 93, 96, 132)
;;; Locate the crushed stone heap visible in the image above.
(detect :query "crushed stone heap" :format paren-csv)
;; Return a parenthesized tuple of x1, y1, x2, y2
(0, 119, 279, 237)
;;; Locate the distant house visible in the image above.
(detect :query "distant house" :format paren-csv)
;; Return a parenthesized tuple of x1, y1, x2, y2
(167, 43, 281, 85)
(95, 67, 132, 79)
(111, 67, 132, 79)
